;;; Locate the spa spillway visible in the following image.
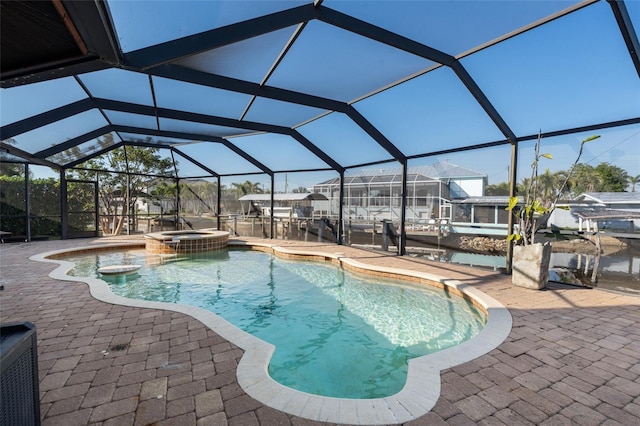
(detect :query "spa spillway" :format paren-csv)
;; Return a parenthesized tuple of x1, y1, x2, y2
(144, 230, 229, 254)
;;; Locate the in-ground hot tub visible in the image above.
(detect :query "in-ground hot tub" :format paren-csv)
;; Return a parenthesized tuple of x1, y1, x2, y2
(144, 229, 229, 254)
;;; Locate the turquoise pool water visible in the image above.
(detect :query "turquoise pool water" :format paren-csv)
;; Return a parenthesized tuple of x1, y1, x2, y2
(69, 249, 485, 398)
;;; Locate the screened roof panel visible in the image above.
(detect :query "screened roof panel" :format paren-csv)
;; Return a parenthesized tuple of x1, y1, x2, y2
(297, 112, 391, 166)
(460, 2, 640, 136)
(176, 142, 263, 175)
(46, 133, 120, 165)
(267, 20, 435, 102)
(174, 26, 298, 83)
(80, 145, 128, 173)
(1, 0, 637, 185)
(354, 67, 505, 156)
(629, 0, 640, 29)
(172, 150, 216, 178)
(410, 145, 512, 186)
(280, 170, 338, 192)
(78, 69, 154, 106)
(117, 133, 154, 144)
(103, 145, 177, 178)
(229, 133, 332, 171)
(327, 0, 582, 56)
(518, 124, 640, 182)
(159, 118, 255, 139)
(104, 110, 158, 130)
(1, 150, 28, 163)
(244, 97, 327, 128)
(1, 77, 87, 126)
(118, 133, 199, 147)
(152, 76, 252, 119)
(342, 165, 398, 185)
(9, 110, 109, 154)
(105, 0, 309, 53)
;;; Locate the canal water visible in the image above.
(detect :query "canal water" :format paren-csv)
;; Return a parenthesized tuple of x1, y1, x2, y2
(409, 242, 640, 295)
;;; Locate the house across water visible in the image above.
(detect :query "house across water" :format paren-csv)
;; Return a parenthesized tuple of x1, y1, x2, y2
(311, 161, 487, 223)
(238, 193, 328, 219)
(550, 192, 640, 235)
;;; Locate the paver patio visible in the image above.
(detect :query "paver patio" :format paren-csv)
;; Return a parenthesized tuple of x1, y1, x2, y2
(1, 236, 639, 425)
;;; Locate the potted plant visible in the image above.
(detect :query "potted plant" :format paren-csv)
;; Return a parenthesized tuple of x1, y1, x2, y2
(506, 132, 600, 289)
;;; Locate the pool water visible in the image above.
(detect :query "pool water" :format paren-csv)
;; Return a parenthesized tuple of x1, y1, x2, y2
(69, 249, 485, 398)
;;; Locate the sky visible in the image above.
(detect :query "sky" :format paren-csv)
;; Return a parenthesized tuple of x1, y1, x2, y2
(2, 0, 639, 192)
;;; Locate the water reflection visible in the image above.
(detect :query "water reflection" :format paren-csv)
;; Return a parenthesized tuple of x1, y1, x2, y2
(413, 242, 640, 294)
(550, 246, 640, 293)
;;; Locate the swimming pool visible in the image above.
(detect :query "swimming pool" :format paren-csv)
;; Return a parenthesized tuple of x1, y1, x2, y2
(36, 240, 511, 424)
(68, 248, 485, 398)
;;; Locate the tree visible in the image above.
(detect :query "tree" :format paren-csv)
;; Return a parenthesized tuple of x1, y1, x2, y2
(0, 175, 62, 236)
(0, 139, 26, 177)
(594, 163, 628, 192)
(292, 186, 310, 194)
(570, 164, 600, 195)
(537, 168, 557, 205)
(553, 170, 572, 199)
(0, 161, 25, 178)
(69, 142, 173, 235)
(485, 182, 510, 196)
(179, 180, 217, 215)
(231, 180, 263, 198)
(569, 163, 628, 194)
(628, 174, 640, 192)
(48, 133, 115, 166)
(516, 178, 531, 196)
(148, 179, 177, 217)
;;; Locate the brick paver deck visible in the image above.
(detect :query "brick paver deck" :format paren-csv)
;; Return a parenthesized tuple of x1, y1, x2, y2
(1, 236, 639, 425)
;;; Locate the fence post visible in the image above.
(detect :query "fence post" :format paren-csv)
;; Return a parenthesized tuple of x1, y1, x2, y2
(381, 219, 389, 251)
(318, 220, 324, 242)
(372, 220, 376, 245)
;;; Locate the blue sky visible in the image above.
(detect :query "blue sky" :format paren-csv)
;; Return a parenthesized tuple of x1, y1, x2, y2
(3, 0, 639, 192)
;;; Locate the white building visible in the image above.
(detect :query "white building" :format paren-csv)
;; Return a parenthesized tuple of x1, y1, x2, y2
(312, 161, 487, 222)
(549, 192, 640, 233)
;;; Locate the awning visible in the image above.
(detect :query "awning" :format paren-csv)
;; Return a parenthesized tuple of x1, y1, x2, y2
(573, 209, 640, 220)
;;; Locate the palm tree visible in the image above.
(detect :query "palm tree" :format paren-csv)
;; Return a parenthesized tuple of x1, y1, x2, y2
(537, 168, 557, 206)
(485, 182, 510, 196)
(516, 177, 531, 196)
(570, 163, 601, 195)
(232, 180, 263, 197)
(554, 170, 572, 199)
(628, 174, 640, 192)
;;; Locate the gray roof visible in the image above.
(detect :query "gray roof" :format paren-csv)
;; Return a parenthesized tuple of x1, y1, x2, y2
(573, 209, 640, 220)
(315, 161, 486, 186)
(412, 162, 487, 180)
(576, 192, 640, 204)
(239, 193, 327, 202)
(451, 196, 521, 205)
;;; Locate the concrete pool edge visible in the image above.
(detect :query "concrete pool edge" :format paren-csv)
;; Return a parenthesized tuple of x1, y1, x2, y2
(31, 240, 512, 425)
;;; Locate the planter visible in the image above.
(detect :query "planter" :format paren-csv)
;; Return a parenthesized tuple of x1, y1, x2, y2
(512, 242, 552, 290)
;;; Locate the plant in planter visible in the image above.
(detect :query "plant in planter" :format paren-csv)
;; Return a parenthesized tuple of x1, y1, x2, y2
(507, 132, 600, 289)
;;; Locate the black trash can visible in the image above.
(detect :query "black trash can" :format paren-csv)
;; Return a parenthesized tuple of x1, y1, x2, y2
(1, 322, 40, 426)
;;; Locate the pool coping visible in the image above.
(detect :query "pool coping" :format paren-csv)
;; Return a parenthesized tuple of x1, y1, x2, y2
(143, 229, 228, 241)
(31, 240, 512, 425)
